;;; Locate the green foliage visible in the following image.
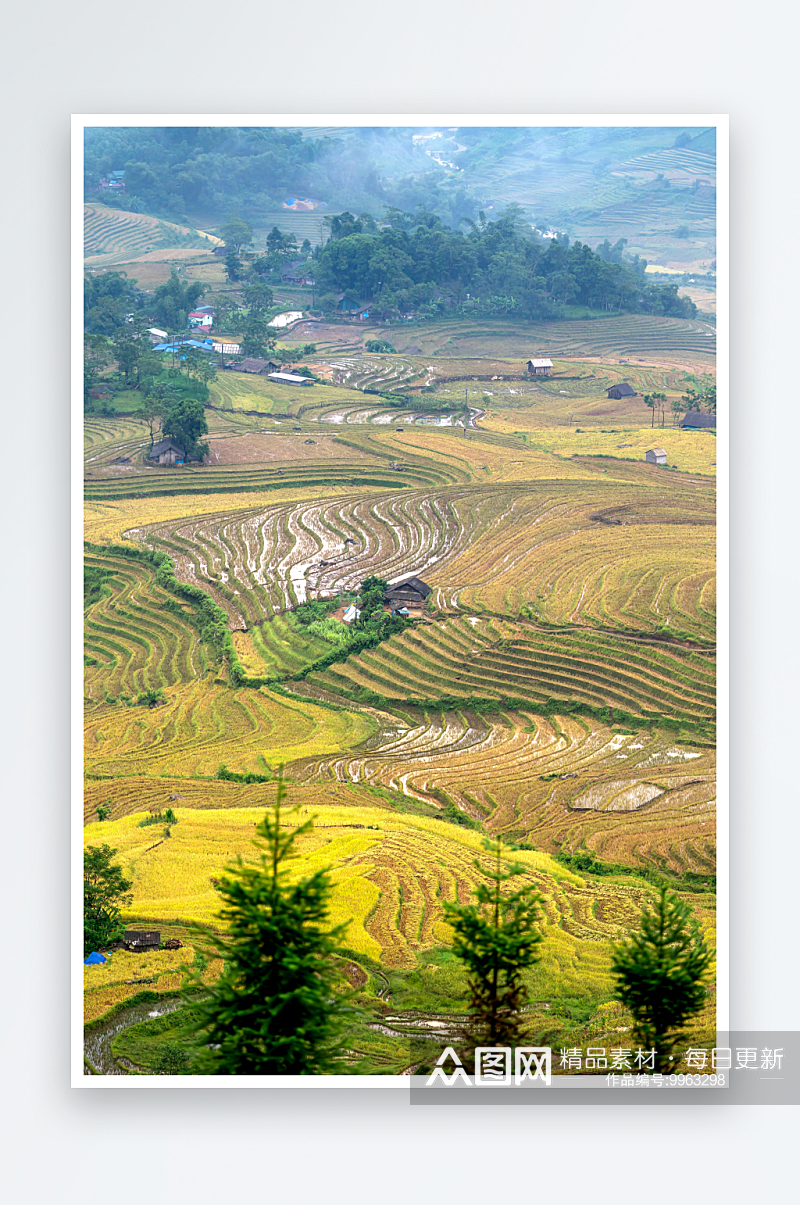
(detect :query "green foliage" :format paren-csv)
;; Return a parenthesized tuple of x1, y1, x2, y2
(162, 395, 209, 460)
(84, 272, 139, 335)
(152, 1042, 191, 1075)
(84, 564, 115, 606)
(610, 885, 714, 1070)
(240, 313, 275, 359)
(355, 574, 389, 628)
(151, 268, 204, 330)
(444, 839, 542, 1050)
(183, 769, 354, 1074)
(293, 597, 339, 625)
(84, 334, 114, 406)
(365, 339, 397, 353)
(84, 844, 133, 956)
(681, 372, 716, 414)
(137, 808, 178, 828)
(136, 688, 166, 707)
(643, 391, 667, 427)
(316, 208, 698, 321)
(216, 764, 273, 785)
(96, 802, 112, 822)
(219, 215, 253, 252)
(305, 617, 352, 647)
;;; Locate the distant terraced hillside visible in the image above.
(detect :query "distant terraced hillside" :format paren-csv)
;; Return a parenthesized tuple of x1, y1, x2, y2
(84, 204, 221, 265)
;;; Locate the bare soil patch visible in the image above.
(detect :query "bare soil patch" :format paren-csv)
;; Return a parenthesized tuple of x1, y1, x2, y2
(206, 432, 372, 466)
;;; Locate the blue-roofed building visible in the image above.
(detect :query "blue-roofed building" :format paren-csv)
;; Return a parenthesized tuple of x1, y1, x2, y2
(153, 339, 215, 354)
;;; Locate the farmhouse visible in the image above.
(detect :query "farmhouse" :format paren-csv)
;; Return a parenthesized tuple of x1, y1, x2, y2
(343, 605, 361, 624)
(124, 930, 160, 951)
(267, 372, 315, 386)
(147, 327, 168, 342)
(149, 438, 185, 466)
(527, 358, 553, 375)
(280, 262, 311, 284)
(188, 310, 214, 329)
(680, 412, 716, 429)
(234, 357, 279, 375)
(385, 576, 432, 612)
(607, 382, 638, 399)
(645, 448, 667, 466)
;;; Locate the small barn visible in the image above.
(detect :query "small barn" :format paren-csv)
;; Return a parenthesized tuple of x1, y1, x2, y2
(124, 930, 161, 951)
(385, 576, 432, 612)
(267, 372, 315, 386)
(149, 438, 185, 466)
(236, 358, 280, 375)
(680, 412, 716, 429)
(527, 358, 553, 376)
(645, 448, 667, 466)
(608, 382, 638, 399)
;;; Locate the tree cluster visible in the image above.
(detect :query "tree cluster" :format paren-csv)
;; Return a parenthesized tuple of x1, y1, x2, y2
(84, 271, 140, 335)
(84, 844, 132, 956)
(314, 206, 697, 321)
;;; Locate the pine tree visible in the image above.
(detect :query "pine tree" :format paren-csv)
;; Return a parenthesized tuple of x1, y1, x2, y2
(185, 770, 353, 1075)
(610, 885, 714, 1071)
(445, 839, 542, 1053)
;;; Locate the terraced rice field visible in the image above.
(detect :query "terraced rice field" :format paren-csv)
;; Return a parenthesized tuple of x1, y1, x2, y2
(433, 484, 716, 640)
(84, 548, 210, 699)
(85, 678, 373, 778)
(84, 204, 220, 265)
(612, 148, 716, 185)
(84, 416, 152, 468)
(289, 704, 715, 875)
(480, 420, 717, 476)
(377, 316, 715, 368)
(86, 805, 655, 970)
(130, 486, 477, 622)
(118, 473, 714, 639)
(83, 943, 223, 1024)
(84, 319, 716, 1040)
(308, 614, 715, 722)
(82, 774, 405, 826)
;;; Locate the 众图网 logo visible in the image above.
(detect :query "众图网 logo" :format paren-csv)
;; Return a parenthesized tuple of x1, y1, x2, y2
(425, 1046, 552, 1087)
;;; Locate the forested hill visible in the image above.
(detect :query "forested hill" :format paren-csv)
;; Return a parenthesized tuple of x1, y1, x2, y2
(314, 208, 697, 321)
(83, 127, 478, 228)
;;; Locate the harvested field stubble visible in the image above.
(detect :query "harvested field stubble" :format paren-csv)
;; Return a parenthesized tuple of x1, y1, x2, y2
(289, 699, 715, 876)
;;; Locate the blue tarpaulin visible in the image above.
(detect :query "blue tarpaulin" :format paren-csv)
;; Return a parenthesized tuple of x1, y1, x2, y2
(84, 951, 107, 965)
